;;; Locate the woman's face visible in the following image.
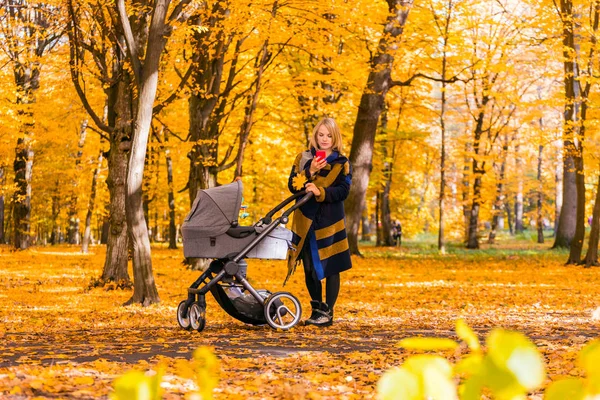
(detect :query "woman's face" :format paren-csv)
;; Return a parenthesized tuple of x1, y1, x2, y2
(316, 126, 333, 151)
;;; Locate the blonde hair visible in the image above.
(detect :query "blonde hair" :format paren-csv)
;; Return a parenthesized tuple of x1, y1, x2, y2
(309, 117, 343, 154)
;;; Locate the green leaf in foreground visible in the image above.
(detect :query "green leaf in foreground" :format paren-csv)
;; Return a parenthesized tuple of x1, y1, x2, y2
(486, 329, 546, 391)
(376, 355, 457, 400)
(545, 378, 585, 400)
(456, 319, 480, 351)
(110, 369, 163, 400)
(376, 367, 420, 400)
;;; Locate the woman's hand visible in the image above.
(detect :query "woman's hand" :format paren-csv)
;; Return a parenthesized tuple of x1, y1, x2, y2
(305, 183, 321, 197)
(309, 157, 328, 175)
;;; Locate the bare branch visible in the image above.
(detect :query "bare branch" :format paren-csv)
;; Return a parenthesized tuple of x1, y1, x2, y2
(155, 116, 189, 142)
(168, 0, 192, 22)
(115, 0, 142, 84)
(153, 62, 193, 114)
(67, 0, 113, 134)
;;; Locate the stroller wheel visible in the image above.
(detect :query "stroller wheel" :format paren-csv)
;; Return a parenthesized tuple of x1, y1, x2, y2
(264, 292, 302, 330)
(177, 300, 192, 330)
(189, 302, 206, 332)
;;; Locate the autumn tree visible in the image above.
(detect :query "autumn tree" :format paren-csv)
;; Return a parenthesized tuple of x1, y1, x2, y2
(67, 0, 190, 286)
(459, 0, 540, 249)
(67, 1, 135, 284)
(549, 0, 600, 261)
(345, 0, 414, 255)
(0, 0, 62, 249)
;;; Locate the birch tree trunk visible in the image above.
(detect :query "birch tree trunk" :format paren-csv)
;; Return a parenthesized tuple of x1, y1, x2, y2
(67, 120, 88, 245)
(82, 151, 103, 253)
(537, 144, 545, 244)
(514, 142, 524, 234)
(554, 147, 563, 236)
(117, 0, 171, 306)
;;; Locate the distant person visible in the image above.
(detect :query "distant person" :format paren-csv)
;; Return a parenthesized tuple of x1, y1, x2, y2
(392, 220, 402, 246)
(286, 117, 352, 327)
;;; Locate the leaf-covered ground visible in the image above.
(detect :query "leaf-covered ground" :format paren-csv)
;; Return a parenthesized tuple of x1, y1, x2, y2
(0, 240, 598, 399)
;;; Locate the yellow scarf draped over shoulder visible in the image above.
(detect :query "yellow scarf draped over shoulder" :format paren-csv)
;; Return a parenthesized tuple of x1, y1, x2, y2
(284, 154, 344, 285)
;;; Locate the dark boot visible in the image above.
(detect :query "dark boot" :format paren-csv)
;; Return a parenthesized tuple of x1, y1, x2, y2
(305, 302, 332, 327)
(304, 300, 321, 325)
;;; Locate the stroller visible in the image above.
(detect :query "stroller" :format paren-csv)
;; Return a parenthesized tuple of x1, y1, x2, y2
(176, 180, 313, 331)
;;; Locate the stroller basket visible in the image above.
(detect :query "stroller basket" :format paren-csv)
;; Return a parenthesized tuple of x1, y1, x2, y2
(177, 181, 313, 332)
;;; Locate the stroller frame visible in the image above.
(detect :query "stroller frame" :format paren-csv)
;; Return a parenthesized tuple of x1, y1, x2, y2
(177, 190, 313, 331)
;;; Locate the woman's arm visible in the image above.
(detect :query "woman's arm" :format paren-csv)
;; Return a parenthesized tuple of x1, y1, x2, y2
(288, 152, 327, 194)
(315, 163, 352, 203)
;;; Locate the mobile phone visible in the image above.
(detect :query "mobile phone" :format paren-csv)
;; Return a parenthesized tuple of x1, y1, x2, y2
(316, 150, 326, 160)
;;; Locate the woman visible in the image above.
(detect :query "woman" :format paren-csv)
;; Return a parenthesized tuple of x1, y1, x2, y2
(286, 117, 352, 327)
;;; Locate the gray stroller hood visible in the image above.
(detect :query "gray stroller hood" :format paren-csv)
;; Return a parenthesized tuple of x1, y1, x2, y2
(181, 181, 292, 260)
(182, 180, 243, 238)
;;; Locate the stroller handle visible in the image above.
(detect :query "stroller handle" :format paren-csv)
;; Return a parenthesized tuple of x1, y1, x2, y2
(260, 191, 307, 225)
(281, 192, 313, 220)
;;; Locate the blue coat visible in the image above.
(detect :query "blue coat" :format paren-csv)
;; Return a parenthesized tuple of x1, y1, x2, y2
(285, 148, 353, 281)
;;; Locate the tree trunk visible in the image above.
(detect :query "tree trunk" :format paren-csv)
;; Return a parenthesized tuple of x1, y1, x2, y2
(361, 213, 371, 241)
(345, 0, 413, 256)
(467, 175, 482, 249)
(489, 136, 508, 245)
(13, 136, 33, 250)
(82, 151, 103, 253)
(462, 142, 472, 242)
(418, 154, 433, 233)
(582, 1, 600, 265)
(584, 173, 600, 267)
(380, 106, 394, 247)
(68, 120, 88, 244)
(567, 143, 586, 263)
(99, 73, 133, 285)
(375, 191, 381, 246)
(537, 144, 545, 244)
(554, 0, 579, 249)
(6, 0, 56, 250)
(381, 182, 394, 246)
(436, 0, 454, 252)
(50, 179, 61, 245)
(13, 69, 36, 249)
(0, 167, 5, 244)
(166, 149, 177, 249)
(102, 137, 130, 284)
(185, 4, 233, 272)
(567, 0, 599, 260)
(514, 159, 524, 234)
(504, 200, 514, 235)
(438, 77, 447, 253)
(554, 147, 563, 236)
(118, 0, 170, 306)
(66, 0, 131, 284)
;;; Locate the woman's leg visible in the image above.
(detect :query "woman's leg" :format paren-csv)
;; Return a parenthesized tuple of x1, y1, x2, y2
(325, 273, 340, 310)
(301, 247, 322, 302)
